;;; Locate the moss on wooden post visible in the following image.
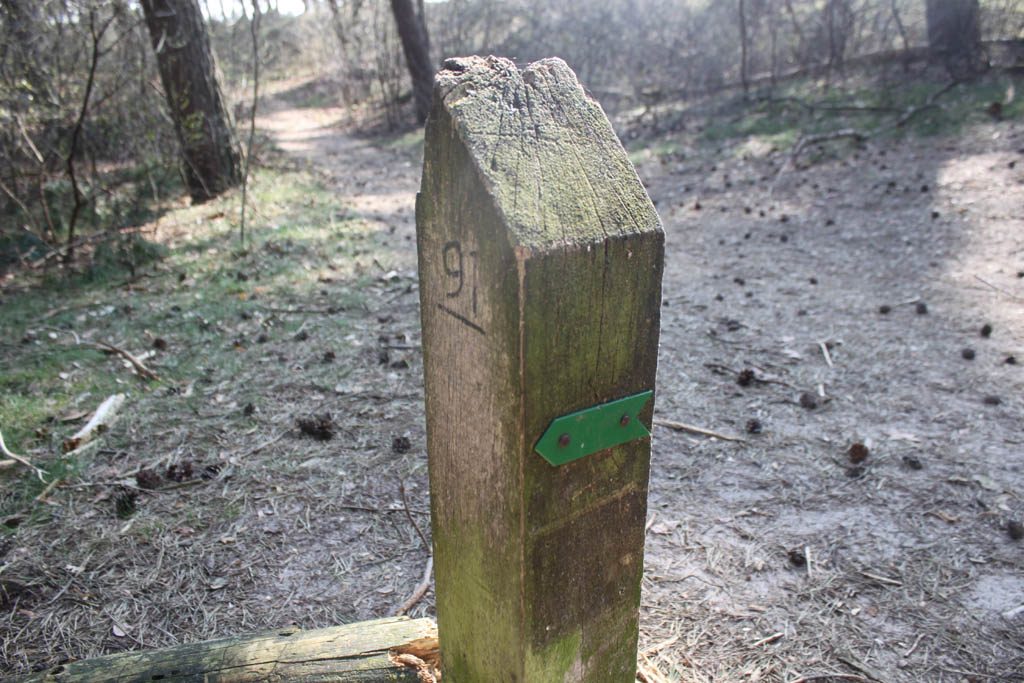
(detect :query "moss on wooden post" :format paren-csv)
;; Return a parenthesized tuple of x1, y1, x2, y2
(417, 56, 664, 682)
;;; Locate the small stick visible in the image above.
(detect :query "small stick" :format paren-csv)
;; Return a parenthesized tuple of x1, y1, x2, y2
(974, 275, 1024, 302)
(640, 634, 679, 657)
(636, 655, 671, 683)
(818, 341, 834, 368)
(836, 654, 886, 682)
(805, 545, 814, 579)
(238, 430, 288, 458)
(653, 418, 746, 443)
(0, 429, 45, 481)
(789, 675, 873, 683)
(751, 632, 784, 648)
(34, 476, 61, 502)
(89, 341, 159, 380)
(1002, 604, 1024, 619)
(399, 482, 430, 550)
(860, 570, 902, 587)
(903, 633, 925, 657)
(392, 555, 433, 616)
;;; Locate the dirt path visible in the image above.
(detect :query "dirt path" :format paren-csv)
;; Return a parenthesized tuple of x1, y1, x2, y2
(4, 86, 1018, 679)
(254, 96, 1024, 681)
(257, 102, 420, 256)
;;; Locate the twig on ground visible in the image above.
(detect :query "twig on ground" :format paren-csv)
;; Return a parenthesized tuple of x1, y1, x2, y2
(640, 634, 679, 657)
(63, 394, 126, 453)
(771, 128, 866, 193)
(34, 477, 61, 502)
(819, 341, 834, 368)
(789, 675, 873, 683)
(773, 80, 957, 193)
(860, 570, 902, 587)
(236, 430, 288, 458)
(0, 429, 45, 481)
(1002, 604, 1024, 620)
(653, 418, 746, 443)
(974, 275, 1024, 302)
(835, 654, 886, 682)
(903, 633, 925, 657)
(399, 482, 430, 550)
(392, 555, 433, 616)
(751, 632, 784, 648)
(892, 80, 957, 127)
(89, 341, 159, 380)
(636, 653, 672, 683)
(261, 306, 341, 315)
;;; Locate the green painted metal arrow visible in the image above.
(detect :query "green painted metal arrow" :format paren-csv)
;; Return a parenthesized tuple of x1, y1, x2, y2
(534, 390, 654, 466)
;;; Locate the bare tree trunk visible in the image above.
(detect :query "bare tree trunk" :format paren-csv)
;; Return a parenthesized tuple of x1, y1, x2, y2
(390, 0, 433, 123)
(140, 0, 241, 202)
(890, 0, 911, 71)
(783, 0, 807, 64)
(926, 0, 984, 78)
(739, 0, 750, 96)
(239, 0, 261, 248)
(64, 9, 111, 265)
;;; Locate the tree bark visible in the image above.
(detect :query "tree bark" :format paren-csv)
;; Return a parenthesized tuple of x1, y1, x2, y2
(390, 0, 433, 123)
(926, 0, 984, 78)
(140, 0, 241, 202)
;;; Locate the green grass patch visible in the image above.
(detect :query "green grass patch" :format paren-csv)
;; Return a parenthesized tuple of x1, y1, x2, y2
(699, 73, 1023, 149)
(0, 162, 398, 518)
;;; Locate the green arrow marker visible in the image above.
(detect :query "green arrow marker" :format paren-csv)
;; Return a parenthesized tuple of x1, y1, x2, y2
(534, 390, 654, 466)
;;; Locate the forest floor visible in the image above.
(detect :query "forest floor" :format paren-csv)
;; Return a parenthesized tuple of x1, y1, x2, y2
(1, 72, 1023, 682)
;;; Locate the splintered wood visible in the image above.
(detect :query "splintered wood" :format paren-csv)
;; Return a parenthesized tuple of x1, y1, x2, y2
(417, 56, 664, 681)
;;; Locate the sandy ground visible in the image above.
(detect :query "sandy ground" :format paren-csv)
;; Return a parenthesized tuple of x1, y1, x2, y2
(257, 88, 1024, 680)
(2, 81, 1022, 681)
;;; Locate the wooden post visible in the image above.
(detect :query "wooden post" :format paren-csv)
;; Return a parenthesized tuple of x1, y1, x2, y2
(417, 56, 664, 682)
(10, 617, 436, 682)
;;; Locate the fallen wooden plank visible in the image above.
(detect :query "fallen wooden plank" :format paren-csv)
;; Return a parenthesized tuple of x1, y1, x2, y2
(10, 616, 436, 682)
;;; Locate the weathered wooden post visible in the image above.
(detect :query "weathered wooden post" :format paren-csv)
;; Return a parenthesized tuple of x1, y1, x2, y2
(417, 56, 664, 681)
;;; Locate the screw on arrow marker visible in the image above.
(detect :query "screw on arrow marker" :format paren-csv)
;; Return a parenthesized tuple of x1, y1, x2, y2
(535, 390, 654, 466)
